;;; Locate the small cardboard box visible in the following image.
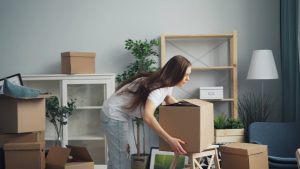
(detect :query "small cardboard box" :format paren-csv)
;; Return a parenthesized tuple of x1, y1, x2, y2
(199, 86, 223, 99)
(0, 95, 45, 133)
(4, 142, 45, 169)
(220, 143, 269, 169)
(0, 131, 44, 146)
(46, 145, 94, 169)
(159, 99, 214, 153)
(61, 52, 96, 74)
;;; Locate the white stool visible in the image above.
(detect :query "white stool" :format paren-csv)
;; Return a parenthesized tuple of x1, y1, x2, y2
(170, 145, 221, 169)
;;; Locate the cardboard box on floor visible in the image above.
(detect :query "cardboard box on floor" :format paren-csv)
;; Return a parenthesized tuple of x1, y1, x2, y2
(0, 95, 45, 133)
(159, 99, 214, 153)
(61, 52, 96, 74)
(4, 142, 45, 169)
(46, 145, 94, 169)
(220, 143, 269, 169)
(0, 131, 44, 145)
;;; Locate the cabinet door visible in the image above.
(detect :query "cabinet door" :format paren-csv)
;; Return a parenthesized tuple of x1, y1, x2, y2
(62, 79, 112, 165)
(22, 79, 61, 145)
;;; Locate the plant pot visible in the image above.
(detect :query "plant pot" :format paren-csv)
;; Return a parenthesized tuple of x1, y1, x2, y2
(131, 154, 149, 169)
(214, 128, 245, 144)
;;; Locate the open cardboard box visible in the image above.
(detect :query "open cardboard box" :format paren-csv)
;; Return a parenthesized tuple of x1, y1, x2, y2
(159, 99, 214, 153)
(0, 95, 46, 133)
(46, 145, 94, 169)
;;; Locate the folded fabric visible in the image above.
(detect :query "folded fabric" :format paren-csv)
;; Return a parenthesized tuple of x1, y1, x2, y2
(3, 79, 41, 98)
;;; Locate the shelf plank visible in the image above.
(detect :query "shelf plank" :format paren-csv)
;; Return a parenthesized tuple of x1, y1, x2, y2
(68, 136, 105, 141)
(201, 98, 234, 102)
(162, 34, 233, 39)
(192, 66, 234, 70)
(76, 106, 102, 110)
(46, 136, 105, 141)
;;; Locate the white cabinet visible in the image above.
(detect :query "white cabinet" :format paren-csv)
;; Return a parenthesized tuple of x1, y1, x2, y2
(22, 74, 115, 166)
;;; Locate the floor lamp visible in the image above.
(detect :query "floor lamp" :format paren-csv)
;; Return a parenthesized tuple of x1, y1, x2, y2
(247, 50, 279, 114)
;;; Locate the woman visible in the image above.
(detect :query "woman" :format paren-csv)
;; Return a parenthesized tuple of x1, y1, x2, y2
(100, 55, 192, 169)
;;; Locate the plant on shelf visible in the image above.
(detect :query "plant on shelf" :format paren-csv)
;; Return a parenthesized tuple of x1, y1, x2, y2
(45, 96, 76, 147)
(238, 92, 271, 140)
(214, 113, 244, 144)
(116, 38, 159, 169)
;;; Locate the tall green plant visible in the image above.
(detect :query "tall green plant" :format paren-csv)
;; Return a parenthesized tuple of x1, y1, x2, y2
(116, 38, 159, 156)
(238, 92, 271, 138)
(116, 39, 159, 83)
(46, 96, 76, 146)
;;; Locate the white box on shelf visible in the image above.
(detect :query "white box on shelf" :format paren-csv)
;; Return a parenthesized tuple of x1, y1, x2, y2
(200, 86, 223, 99)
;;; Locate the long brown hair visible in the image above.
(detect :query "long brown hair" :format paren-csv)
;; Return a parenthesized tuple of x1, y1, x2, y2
(117, 55, 191, 111)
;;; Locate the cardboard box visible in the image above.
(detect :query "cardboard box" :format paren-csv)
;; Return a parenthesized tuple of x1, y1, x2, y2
(200, 86, 223, 99)
(214, 128, 245, 144)
(220, 143, 268, 169)
(0, 131, 44, 145)
(0, 95, 45, 133)
(61, 52, 96, 74)
(4, 142, 45, 169)
(159, 99, 214, 153)
(46, 145, 94, 169)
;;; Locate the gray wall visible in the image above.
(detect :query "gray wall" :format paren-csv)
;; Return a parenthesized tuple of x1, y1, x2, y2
(0, 0, 281, 148)
(0, 0, 281, 119)
(0, 0, 281, 120)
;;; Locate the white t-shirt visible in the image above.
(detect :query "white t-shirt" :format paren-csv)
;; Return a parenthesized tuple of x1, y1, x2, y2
(102, 78, 173, 121)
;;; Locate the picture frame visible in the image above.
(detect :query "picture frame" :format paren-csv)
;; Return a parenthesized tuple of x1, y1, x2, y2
(149, 147, 188, 169)
(0, 73, 23, 93)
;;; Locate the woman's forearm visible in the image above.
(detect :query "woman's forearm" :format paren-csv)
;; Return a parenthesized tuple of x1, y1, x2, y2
(144, 115, 172, 143)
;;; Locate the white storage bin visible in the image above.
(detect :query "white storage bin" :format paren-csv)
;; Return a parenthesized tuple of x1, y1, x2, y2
(199, 86, 223, 99)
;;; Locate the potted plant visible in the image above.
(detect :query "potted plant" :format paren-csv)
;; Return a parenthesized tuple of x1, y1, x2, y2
(238, 92, 271, 141)
(214, 113, 244, 144)
(45, 95, 76, 147)
(116, 38, 159, 169)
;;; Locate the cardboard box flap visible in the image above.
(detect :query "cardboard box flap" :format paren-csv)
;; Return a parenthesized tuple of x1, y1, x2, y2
(165, 100, 197, 107)
(165, 99, 212, 107)
(66, 145, 93, 162)
(221, 143, 267, 155)
(3, 142, 44, 150)
(183, 99, 213, 107)
(46, 147, 71, 166)
(61, 52, 96, 58)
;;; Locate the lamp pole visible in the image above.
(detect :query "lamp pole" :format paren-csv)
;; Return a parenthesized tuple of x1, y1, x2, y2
(247, 50, 279, 119)
(261, 80, 264, 115)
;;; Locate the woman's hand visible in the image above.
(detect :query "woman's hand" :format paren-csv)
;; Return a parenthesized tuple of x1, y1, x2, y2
(143, 99, 187, 155)
(167, 137, 187, 155)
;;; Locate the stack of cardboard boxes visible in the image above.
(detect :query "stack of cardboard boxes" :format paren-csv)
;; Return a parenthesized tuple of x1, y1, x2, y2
(0, 95, 46, 169)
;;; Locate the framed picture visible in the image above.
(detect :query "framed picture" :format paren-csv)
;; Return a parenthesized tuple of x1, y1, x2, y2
(149, 147, 188, 169)
(0, 73, 23, 93)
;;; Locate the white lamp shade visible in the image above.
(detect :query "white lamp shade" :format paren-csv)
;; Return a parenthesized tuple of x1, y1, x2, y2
(247, 50, 279, 79)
